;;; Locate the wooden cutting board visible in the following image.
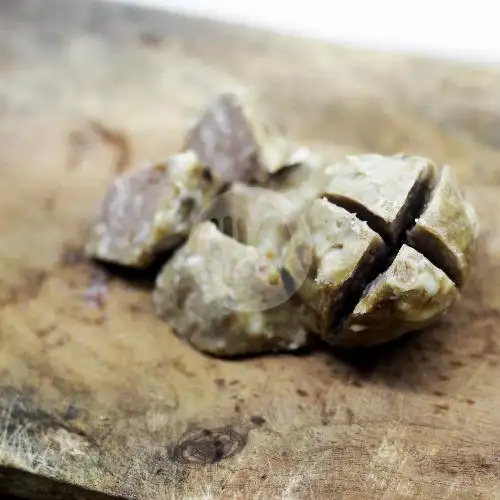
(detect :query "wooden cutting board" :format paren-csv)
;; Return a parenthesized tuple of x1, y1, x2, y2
(2, 0, 500, 498)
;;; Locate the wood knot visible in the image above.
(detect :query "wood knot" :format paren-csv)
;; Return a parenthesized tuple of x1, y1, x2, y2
(171, 426, 246, 465)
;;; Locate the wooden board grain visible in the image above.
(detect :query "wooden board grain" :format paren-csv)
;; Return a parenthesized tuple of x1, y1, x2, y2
(1, 0, 500, 498)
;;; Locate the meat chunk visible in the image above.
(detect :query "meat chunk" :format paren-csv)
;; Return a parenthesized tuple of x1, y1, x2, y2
(284, 198, 385, 338)
(407, 165, 479, 286)
(336, 245, 458, 347)
(85, 151, 221, 267)
(153, 222, 310, 357)
(322, 154, 437, 242)
(183, 92, 292, 183)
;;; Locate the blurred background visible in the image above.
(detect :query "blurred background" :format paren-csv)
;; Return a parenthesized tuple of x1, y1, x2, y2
(112, 0, 500, 64)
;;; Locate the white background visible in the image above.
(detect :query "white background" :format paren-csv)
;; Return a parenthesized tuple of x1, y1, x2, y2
(112, 0, 500, 65)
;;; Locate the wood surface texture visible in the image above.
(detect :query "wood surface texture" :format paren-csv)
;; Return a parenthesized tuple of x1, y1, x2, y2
(1, 0, 500, 498)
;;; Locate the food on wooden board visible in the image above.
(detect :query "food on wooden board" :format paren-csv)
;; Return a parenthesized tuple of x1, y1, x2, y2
(86, 89, 479, 355)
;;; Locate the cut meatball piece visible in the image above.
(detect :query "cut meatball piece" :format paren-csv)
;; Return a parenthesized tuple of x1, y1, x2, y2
(153, 222, 310, 357)
(336, 245, 458, 347)
(407, 165, 479, 287)
(322, 154, 437, 243)
(85, 151, 221, 268)
(183, 92, 292, 184)
(284, 198, 385, 339)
